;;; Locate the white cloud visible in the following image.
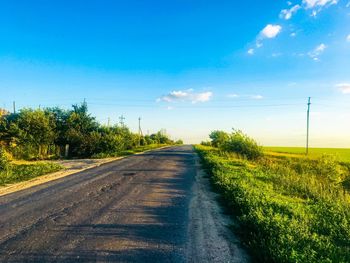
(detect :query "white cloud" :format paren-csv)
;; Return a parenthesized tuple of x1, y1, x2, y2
(308, 43, 327, 60)
(271, 52, 282, 57)
(280, 4, 301, 20)
(290, 32, 297, 37)
(336, 83, 350, 94)
(158, 89, 213, 103)
(261, 24, 282, 39)
(347, 34, 350, 42)
(303, 0, 338, 9)
(247, 48, 254, 55)
(251, 95, 264, 100)
(256, 42, 263, 48)
(227, 94, 263, 100)
(193, 91, 213, 103)
(287, 1, 293, 6)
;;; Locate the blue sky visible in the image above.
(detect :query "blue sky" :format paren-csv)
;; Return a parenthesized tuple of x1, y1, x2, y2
(1, 0, 350, 146)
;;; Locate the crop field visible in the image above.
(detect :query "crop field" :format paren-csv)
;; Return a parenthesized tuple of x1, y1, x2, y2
(264, 146, 350, 162)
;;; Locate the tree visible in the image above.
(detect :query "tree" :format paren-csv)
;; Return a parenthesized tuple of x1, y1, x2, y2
(209, 130, 229, 148)
(64, 102, 99, 157)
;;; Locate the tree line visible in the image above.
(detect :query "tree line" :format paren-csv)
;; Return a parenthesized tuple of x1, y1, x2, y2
(0, 102, 181, 160)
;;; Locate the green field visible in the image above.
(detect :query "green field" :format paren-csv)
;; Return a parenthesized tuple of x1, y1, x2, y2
(196, 145, 350, 263)
(264, 146, 350, 162)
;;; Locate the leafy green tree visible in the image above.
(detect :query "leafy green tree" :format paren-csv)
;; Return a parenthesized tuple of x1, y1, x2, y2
(209, 130, 229, 148)
(64, 102, 99, 157)
(5, 109, 57, 159)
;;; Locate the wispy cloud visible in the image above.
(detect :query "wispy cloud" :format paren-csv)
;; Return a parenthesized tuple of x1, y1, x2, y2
(280, 4, 301, 20)
(247, 48, 255, 55)
(303, 0, 338, 9)
(260, 24, 282, 39)
(336, 83, 350, 94)
(227, 94, 264, 100)
(302, 0, 338, 17)
(158, 89, 213, 103)
(308, 43, 326, 61)
(347, 34, 350, 42)
(251, 94, 264, 100)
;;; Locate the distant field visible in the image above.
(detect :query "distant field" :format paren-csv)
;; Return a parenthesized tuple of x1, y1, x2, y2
(264, 146, 350, 162)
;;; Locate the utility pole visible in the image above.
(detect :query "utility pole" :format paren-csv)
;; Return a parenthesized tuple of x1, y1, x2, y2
(107, 117, 110, 128)
(13, 101, 16, 114)
(138, 117, 143, 146)
(306, 97, 311, 155)
(119, 115, 125, 127)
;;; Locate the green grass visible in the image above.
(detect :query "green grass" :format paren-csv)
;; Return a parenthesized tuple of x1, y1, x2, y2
(264, 146, 350, 162)
(0, 162, 63, 186)
(196, 145, 350, 263)
(91, 144, 168, 158)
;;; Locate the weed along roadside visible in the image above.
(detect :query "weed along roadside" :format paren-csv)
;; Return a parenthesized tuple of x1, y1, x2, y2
(196, 130, 350, 263)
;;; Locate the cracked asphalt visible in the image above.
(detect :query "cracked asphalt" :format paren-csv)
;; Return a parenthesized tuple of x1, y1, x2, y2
(0, 145, 249, 263)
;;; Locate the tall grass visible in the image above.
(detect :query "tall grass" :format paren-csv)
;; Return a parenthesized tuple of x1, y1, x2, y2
(0, 149, 62, 186)
(196, 145, 350, 263)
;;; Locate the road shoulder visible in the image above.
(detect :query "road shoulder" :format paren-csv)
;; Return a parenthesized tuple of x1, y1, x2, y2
(186, 154, 250, 262)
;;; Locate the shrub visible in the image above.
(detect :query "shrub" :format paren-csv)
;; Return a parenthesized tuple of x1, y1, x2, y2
(222, 130, 263, 160)
(0, 147, 10, 171)
(209, 130, 229, 148)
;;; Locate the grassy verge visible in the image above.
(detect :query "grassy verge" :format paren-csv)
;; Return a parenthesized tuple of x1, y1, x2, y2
(0, 162, 63, 186)
(195, 145, 350, 263)
(91, 144, 168, 158)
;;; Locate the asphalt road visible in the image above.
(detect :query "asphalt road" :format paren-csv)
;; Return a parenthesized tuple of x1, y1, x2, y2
(0, 145, 249, 263)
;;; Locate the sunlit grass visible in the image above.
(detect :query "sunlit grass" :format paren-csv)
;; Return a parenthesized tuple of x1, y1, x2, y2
(196, 145, 350, 263)
(264, 146, 350, 162)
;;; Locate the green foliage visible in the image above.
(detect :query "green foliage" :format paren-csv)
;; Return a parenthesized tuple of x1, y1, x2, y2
(200, 141, 212, 146)
(195, 145, 350, 263)
(0, 162, 62, 185)
(0, 102, 178, 159)
(0, 147, 10, 171)
(209, 130, 229, 148)
(209, 129, 263, 160)
(222, 130, 263, 160)
(175, 139, 184, 145)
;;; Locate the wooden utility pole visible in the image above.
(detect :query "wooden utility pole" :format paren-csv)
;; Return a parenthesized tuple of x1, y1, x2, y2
(13, 101, 16, 114)
(306, 97, 311, 155)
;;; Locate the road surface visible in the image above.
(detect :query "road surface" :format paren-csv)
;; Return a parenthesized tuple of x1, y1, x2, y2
(0, 146, 249, 262)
